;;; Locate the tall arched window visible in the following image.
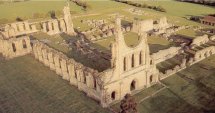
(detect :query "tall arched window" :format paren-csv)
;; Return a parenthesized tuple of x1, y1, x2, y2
(150, 60, 153, 65)
(130, 80, 136, 91)
(22, 39, 27, 48)
(123, 57, 126, 71)
(150, 75, 153, 83)
(131, 54, 134, 68)
(139, 52, 142, 65)
(12, 43, 16, 52)
(74, 70, 77, 79)
(83, 75, 86, 84)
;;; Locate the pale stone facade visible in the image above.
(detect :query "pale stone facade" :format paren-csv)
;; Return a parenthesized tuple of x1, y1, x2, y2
(99, 17, 159, 107)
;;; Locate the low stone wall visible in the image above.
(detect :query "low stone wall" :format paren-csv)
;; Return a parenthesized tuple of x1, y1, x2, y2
(159, 46, 215, 80)
(159, 59, 186, 80)
(1, 21, 38, 39)
(32, 41, 102, 102)
(0, 35, 32, 59)
(84, 25, 131, 41)
(151, 47, 182, 64)
(193, 46, 215, 62)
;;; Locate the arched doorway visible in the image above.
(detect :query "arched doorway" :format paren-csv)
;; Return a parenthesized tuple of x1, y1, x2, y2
(130, 80, 136, 91)
(111, 91, 116, 100)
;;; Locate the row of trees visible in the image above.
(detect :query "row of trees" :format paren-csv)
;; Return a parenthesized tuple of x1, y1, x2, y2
(71, 0, 91, 11)
(177, 0, 215, 6)
(114, 0, 166, 12)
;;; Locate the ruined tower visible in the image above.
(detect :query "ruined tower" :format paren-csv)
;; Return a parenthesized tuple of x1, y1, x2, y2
(63, 2, 76, 35)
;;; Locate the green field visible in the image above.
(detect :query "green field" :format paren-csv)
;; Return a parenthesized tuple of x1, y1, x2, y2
(0, 55, 110, 113)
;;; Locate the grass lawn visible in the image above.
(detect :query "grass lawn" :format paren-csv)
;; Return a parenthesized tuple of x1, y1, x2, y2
(0, 55, 110, 113)
(148, 36, 175, 53)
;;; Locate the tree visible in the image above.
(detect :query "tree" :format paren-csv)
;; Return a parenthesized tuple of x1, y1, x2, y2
(119, 94, 137, 113)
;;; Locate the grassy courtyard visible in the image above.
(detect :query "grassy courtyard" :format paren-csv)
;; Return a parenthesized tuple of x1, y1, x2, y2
(0, 55, 110, 113)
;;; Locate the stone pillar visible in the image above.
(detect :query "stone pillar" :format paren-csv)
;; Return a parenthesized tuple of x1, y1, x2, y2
(37, 44, 43, 62)
(60, 20, 66, 32)
(87, 72, 94, 89)
(54, 54, 62, 76)
(53, 19, 60, 34)
(18, 23, 24, 32)
(8, 27, 16, 38)
(63, 4, 76, 35)
(127, 55, 131, 70)
(33, 43, 39, 59)
(134, 52, 138, 67)
(48, 21, 53, 35)
(31, 24, 37, 32)
(48, 51, 55, 71)
(11, 23, 18, 34)
(60, 58, 69, 81)
(68, 60, 77, 86)
(42, 23, 47, 32)
(42, 48, 49, 66)
(24, 22, 30, 32)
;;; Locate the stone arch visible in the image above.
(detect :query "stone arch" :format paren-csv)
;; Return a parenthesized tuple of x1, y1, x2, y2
(111, 91, 116, 100)
(22, 39, 27, 48)
(130, 79, 137, 91)
(131, 54, 135, 68)
(12, 43, 16, 52)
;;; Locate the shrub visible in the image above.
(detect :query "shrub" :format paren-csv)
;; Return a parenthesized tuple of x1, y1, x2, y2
(16, 17, 23, 21)
(156, 6, 166, 12)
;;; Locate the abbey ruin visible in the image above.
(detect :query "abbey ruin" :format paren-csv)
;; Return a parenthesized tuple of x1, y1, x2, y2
(0, 3, 215, 108)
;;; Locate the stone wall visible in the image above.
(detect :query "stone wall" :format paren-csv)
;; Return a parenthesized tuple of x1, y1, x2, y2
(0, 35, 32, 59)
(191, 34, 209, 47)
(32, 41, 102, 102)
(159, 59, 186, 80)
(193, 46, 215, 62)
(41, 18, 67, 35)
(151, 47, 182, 64)
(1, 21, 37, 39)
(160, 45, 215, 80)
(132, 17, 171, 34)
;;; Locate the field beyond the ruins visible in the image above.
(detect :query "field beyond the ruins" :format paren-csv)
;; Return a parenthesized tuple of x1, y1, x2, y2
(0, 0, 215, 113)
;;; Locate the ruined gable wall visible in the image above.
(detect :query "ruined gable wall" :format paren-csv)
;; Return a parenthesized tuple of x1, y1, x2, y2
(0, 35, 32, 59)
